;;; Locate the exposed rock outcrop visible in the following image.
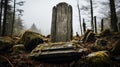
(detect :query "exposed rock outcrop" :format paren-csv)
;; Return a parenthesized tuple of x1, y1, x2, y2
(18, 30, 45, 51)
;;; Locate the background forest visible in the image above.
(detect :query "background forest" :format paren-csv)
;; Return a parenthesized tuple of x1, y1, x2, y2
(0, 0, 120, 67)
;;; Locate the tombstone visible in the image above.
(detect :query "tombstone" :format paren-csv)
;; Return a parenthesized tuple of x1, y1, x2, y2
(51, 2, 73, 42)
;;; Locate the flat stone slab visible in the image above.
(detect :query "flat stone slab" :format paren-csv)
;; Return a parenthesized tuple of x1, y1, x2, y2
(30, 49, 86, 63)
(29, 42, 87, 63)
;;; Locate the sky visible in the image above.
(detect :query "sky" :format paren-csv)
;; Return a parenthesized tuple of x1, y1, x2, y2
(18, 0, 106, 35)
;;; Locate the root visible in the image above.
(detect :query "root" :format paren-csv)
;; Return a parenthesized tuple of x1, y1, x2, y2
(0, 55, 14, 67)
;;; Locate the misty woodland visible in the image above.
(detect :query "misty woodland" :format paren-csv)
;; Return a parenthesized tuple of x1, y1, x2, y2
(0, 0, 120, 67)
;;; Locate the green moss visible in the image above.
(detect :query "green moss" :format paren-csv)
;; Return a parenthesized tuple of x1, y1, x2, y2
(18, 30, 45, 51)
(0, 37, 14, 53)
(86, 51, 110, 67)
(99, 29, 112, 37)
(92, 45, 105, 51)
(29, 44, 44, 57)
(75, 51, 110, 67)
(29, 42, 78, 60)
(11, 44, 25, 54)
(81, 29, 96, 42)
(92, 39, 107, 51)
(81, 29, 93, 41)
(85, 32, 96, 42)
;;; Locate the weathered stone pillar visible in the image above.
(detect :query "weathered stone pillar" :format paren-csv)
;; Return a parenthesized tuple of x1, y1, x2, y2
(51, 2, 73, 42)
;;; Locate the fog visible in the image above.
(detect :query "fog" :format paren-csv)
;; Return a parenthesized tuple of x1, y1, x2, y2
(20, 0, 106, 35)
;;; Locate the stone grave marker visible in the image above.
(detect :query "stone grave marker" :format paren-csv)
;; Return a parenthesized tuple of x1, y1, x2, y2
(51, 2, 73, 42)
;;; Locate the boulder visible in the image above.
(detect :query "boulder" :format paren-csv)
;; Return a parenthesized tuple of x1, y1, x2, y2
(81, 29, 93, 41)
(11, 44, 25, 54)
(81, 30, 96, 42)
(95, 39, 107, 46)
(0, 36, 14, 53)
(18, 30, 45, 51)
(111, 39, 120, 55)
(92, 39, 108, 51)
(85, 32, 96, 42)
(75, 51, 110, 67)
(85, 51, 110, 67)
(99, 29, 112, 37)
(12, 37, 21, 44)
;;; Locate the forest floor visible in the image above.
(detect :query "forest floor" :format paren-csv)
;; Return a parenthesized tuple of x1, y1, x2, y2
(0, 30, 120, 67)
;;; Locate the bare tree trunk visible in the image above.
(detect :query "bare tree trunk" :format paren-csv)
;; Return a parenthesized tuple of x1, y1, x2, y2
(0, 0, 3, 35)
(76, 0, 82, 35)
(109, 0, 118, 32)
(90, 0, 94, 31)
(2, 0, 8, 36)
(94, 16, 97, 33)
(118, 23, 120, 32)
(101, 19, 104, 32)
(11, 0, 16, 36)
(83, 18, 86, 33)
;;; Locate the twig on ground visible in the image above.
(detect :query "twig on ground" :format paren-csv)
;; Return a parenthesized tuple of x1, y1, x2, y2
(0, 55, 14, 67)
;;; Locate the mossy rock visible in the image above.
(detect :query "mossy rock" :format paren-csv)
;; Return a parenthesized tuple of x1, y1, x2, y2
(11, 44, 25, 54)
(75, 58, 87, 67)
(86, 51, 110, 67)
(18, 30, 45, 51)
(12, 37, 21, 44)
(95, 39, 107, 46)
(81, 29, 93, 41)
(29, 42, 85, 61)
(29, 44, 44, 58)
(0, 37, 14, 53)
(29, 42, 66, 60)
(85, 32, 96, 42)
(81, 30, 96, 42)
(99, 29, 112, 37)
(111, 39, 120, 55)
(92, 39, 108, 51)
(75, 51, 110, 67)
(91, 45, 105, 51)
(29, 42, 66, 57)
